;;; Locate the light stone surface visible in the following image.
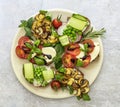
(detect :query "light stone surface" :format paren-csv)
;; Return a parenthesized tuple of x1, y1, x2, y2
(0, 0, 120, 107)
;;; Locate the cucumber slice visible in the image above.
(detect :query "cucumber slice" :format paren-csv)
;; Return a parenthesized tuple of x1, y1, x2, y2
(59, 35, 69, 46)
(42, 70, 54, 82)
(23, 63, 34, 79)
(72, 14, 87, 21)
(68, 17, 88, 31)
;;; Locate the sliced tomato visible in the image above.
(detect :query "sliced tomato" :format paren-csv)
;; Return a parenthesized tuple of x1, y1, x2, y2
(15, 45, 26, 59)
(66, 43, 80, 56)
(18, 36, 31, 47)
(62, 53, 76, 68)
(82, 39, 95, 53)
(82, 55, 91, 67)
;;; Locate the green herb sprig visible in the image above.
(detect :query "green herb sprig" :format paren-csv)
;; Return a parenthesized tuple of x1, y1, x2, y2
(19, 17, 35, 40)
(82, 27, 106, 40)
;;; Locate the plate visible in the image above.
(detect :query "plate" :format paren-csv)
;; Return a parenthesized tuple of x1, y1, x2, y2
(11, 9, 103, 99)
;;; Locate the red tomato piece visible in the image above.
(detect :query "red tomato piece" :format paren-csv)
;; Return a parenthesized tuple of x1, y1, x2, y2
(30, 58, 36, 64)
(82, 55, 91, 67)
(51, 80, 61, 91)
(38, 45, 43, 50)
(82, 39, 95, 53)
(66, 43, 80, 56)
(62, 53, 76, 68)
(15, 45, 26, 59)
(52, 19, 62, 29)
(18, 36, 31, 48)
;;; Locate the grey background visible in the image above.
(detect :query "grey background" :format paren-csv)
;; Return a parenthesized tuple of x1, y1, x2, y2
(0, 0, 120, 107)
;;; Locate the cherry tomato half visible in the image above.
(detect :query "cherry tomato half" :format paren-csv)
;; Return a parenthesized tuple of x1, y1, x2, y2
(15, 45, 26, 59)
(82, 55, 91, 67)
(51, 80, 61, 91)
(66, 43, 80, 56)
(52, 19, 62, 29)
(18, 36, 31, 48)
(62, 53, 76, 68)
(82, 39, 95, 53)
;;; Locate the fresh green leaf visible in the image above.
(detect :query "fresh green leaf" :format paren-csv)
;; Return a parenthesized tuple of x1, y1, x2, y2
(53, 56, 62, 69)
(34, 48, 42, 54)
(19, 20, 27, 27)
(27, 53, 32, 60)
(36, 55, 45, 60)
(24, 27, 33, 36)
(76, 59, 83, 67)
(39, 10, 47, 15)
(19, 17, 34, 29)
(84, 43, 89, 55)
(67, 85, 74, 94)
(55, 73, 64, 81)
(58, 67, 66, 73)
(34, 39, 40, 46)
(45, 16, 51, 21)
(34, 57, 45, 65)
(82, 93, 91, 101)
(55, 43, 64, 56)
(27, 17, 34, 29)
(51, 27, 59, 37)
(43, 43, 52, 47)
(24, 42, 33, 49)
(76, 96, 82, 100)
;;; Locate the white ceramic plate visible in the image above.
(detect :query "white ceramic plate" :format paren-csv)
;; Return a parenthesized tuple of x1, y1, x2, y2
(11, 9, 103, 99)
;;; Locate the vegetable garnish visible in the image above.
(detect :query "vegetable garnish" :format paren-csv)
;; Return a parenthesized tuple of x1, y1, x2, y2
(82, 27, 106, 40)
(15, 10, 106, 101)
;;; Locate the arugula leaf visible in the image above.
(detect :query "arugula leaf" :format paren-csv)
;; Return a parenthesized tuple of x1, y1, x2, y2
(82, 93, 91, 101)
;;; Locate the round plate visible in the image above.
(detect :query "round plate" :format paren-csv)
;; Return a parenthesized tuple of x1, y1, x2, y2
(11, 9, 103, 99)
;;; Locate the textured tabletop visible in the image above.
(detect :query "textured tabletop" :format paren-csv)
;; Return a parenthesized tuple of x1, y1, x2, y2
(0, 0, 120, 107)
